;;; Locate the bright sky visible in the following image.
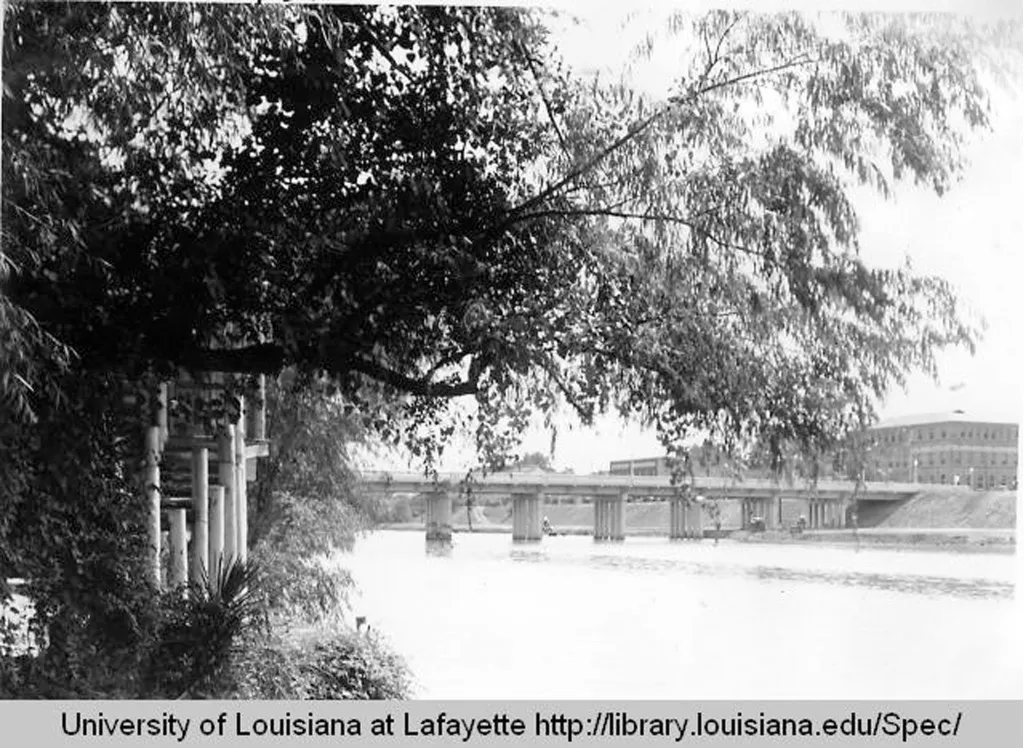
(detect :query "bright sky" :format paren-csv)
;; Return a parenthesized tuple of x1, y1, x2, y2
(363, 3, 1024, 476)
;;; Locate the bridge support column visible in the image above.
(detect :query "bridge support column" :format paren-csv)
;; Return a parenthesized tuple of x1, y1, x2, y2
(594, 495, 625, 541)
(824, 501, 834, 528)
(671, 497, 703, 539)
(837, 500, 846, 528)
(512, 491, 542, 542)
(424, 490, 452, 543)
(613, 493, 627, 541)
(670, 497, 683, 539)
(808, 499, 819, 529)
(765, 495, 778, 528)
(687, 499, 703, 539)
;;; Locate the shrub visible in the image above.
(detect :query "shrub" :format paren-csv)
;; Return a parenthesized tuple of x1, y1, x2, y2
(220, 629, 413, 700)
(301, 630, 413, 700)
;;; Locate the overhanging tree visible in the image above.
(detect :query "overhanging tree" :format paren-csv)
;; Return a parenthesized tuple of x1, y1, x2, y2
(4, 5, 1018, 467)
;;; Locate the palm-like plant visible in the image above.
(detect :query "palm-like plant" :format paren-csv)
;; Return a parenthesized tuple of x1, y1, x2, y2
(142, 558, 266, 698)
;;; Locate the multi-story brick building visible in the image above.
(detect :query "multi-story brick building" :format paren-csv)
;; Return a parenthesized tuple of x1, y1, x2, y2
(610, 410, 1020, 491)
(856, 411, 1019, 489)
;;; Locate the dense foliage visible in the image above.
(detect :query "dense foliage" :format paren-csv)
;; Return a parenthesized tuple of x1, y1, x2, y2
(5, 5, 1017, 468)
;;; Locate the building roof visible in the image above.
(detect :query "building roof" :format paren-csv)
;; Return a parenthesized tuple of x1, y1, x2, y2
(873, 410, 1021, 429)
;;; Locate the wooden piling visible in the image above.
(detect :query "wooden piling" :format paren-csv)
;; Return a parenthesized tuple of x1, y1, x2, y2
(168, 508, 188, 587)
(219, 424, 236, 564)
(190, 445, 209, 584)
(144, 424, 161, 588)
(234, 398, 248, 564)
(208, 485, 225, 580)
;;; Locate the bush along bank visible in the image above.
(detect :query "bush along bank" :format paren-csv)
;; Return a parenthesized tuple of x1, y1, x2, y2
(1, 556, 413, 699)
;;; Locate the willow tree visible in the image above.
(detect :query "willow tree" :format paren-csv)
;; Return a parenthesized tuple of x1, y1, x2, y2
(485, 11, 1018, 469)
(4, 5, 1018, 473)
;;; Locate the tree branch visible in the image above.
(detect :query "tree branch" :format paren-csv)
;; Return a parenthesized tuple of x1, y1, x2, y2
(179, 343, 479, 398)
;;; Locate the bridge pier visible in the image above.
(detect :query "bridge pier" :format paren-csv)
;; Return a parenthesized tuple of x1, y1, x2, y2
(669, 497, 703, 539)
(594, 494, 626, 541)
(767, 496, 779, 529)
(424, 490, 452, 542)
(808, 498, 823, 529)
(512, 491, 543, 542)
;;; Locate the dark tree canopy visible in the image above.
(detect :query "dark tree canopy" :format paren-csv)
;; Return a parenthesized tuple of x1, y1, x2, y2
(3, 4, 1019, 468)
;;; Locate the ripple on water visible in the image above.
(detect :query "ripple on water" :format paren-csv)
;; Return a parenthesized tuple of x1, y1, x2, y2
(504, 549, 1015, 600)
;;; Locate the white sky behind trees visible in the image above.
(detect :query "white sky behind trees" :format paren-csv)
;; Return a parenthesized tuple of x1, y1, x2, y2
(360, 2, 1023, 475)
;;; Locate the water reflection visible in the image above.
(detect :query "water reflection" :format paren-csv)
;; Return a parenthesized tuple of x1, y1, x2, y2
(424, 539, 454, 558)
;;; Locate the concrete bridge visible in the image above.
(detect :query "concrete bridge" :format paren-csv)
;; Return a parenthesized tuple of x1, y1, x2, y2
(359, 471, 928, 543)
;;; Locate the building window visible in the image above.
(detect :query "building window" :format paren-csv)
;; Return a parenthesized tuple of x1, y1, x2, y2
(940, 474, 947, 484)
(929, 430, 934, 440)
(941, 430, 946, 438)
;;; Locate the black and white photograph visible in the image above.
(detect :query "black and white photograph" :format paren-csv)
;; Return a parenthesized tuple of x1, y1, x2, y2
(1, 0, 1021, 714)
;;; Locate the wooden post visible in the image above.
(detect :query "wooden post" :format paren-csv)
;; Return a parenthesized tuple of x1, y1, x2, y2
(144, 424, 161, 588)
(234, 398, 248, 564)
(190, 446, 209, 584)
(208, 485, 225, 581)
(157, 383, 169, 450)
(168, 509, 188, 587)
(254, 375, 267, 441)
(219, 424, 236, 565)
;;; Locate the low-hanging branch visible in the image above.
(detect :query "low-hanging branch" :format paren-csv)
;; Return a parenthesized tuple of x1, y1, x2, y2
(179, 342, 480, 398)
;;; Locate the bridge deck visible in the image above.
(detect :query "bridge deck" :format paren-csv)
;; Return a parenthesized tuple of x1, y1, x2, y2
(357, 471, 944, 502)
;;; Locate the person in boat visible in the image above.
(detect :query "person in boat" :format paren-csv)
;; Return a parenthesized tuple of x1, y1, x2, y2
(542, 516, 554, 535)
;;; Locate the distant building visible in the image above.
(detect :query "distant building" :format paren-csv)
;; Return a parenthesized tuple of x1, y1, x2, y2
(854, 411, 1019, 489)
(609, 446, 778, 480)
(609, 456, 671, 477)
(611, 410, 1021, 490)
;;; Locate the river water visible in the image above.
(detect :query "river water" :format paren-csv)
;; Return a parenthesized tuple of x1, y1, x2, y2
(338, 531, 1018, 700)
